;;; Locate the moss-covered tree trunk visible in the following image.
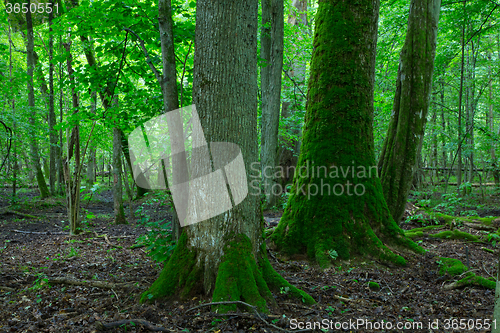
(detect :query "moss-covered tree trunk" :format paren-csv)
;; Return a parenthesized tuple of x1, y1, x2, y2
(270, 0, 422, 268)
(378, 0, 441, 223)
(141, 0, 313, 313)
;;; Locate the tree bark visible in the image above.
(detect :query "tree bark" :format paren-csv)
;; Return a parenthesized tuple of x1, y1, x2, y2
(63, 38, 81, 235)
(260, 0, 284, 208)
(86, 93, 97, 187)
(271, 0, 423, 268)
(157, 0, 181, 241)
(140, 0, 313, 312)
(377, 0, 441, 223)
(456, 1, 466, 193)
(8, 22, 17, 199)
(26, 0, 50, 199)
(48, 3, 57, 195)
(112, 98, 127, 225)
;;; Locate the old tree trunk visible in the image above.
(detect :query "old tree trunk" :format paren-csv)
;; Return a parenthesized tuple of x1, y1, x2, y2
(270, 0, 422, 268)
(378, 0, 441, 223)
(140, 0, 313, 312)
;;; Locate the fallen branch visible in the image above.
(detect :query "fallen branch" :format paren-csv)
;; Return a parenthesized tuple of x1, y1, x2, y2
(47, 277, 136, 290)
(0, 286, 15, 292)
(463, 223, 495, 231)
(96, 318, 173, 332)
(1, 209, 39, 219)
(12, 229, 66, 235)
(481, 247, 495, 254)
(94, 232, 122, 249)
(334, 295, 356, 302)
(187, 301, 288, 332)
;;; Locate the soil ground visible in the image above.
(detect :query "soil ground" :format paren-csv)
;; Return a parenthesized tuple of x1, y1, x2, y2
(0, 188, 498, 332)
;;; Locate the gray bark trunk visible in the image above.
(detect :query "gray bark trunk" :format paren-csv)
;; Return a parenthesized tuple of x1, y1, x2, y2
(187, 0, 261, 293)
(378, 0, 441, 223)
(260, 0, 284, 208)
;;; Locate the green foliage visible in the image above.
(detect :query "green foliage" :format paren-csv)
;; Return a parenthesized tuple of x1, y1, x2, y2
(134, 217, 176, 263)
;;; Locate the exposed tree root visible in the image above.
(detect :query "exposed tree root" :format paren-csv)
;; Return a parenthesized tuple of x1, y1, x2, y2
(443, 272, 496, 290)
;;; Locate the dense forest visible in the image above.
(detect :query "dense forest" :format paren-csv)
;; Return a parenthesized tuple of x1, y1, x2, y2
(2, 0, 500, 331)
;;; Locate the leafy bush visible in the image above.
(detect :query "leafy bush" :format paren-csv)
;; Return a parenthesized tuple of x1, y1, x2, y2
(134, 217, 176, 263)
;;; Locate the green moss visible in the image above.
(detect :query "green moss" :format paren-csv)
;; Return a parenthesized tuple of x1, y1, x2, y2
(268, 0, 423, 270)
(437, 257, 468, 276)
(368, 281, 380, 291)
(140, 232, 200, 303)
(405, 231, 423, 239)
(433, 212, 455, 224)
(405, 225, 442, 233)
(259, 243, 315, 305)
(453, 272, 496, 290)
(212, 234, 274, 314)
(431, 230, 478, 241)
(264, 228, 275, 239)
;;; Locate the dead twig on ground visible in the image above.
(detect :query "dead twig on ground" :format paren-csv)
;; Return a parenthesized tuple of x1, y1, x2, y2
(12, 229, 66, 235)
(47, 276, 137, 290)
(93, 231, 122, 248)
(187, 301, 289, 332)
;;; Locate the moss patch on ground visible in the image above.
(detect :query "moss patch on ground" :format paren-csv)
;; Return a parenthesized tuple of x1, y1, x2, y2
(451, 272, 496, 290)
(430, 230, 478, 241)
(437, 257, 468, 276)
(405, 231, 423, 239)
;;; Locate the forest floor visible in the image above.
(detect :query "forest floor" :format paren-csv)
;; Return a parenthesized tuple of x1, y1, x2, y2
(0, 187, 499, 332)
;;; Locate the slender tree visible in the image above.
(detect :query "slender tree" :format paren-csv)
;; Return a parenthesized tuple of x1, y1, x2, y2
(48, 0, 58, 195)
(378, 0, 441, 223)
(63, 37, 82, 235)
(260, 0, 284, 208)
(26, 0, 50, 199)
(270, 0, 422, 268)
(112, 97, 127, 224)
